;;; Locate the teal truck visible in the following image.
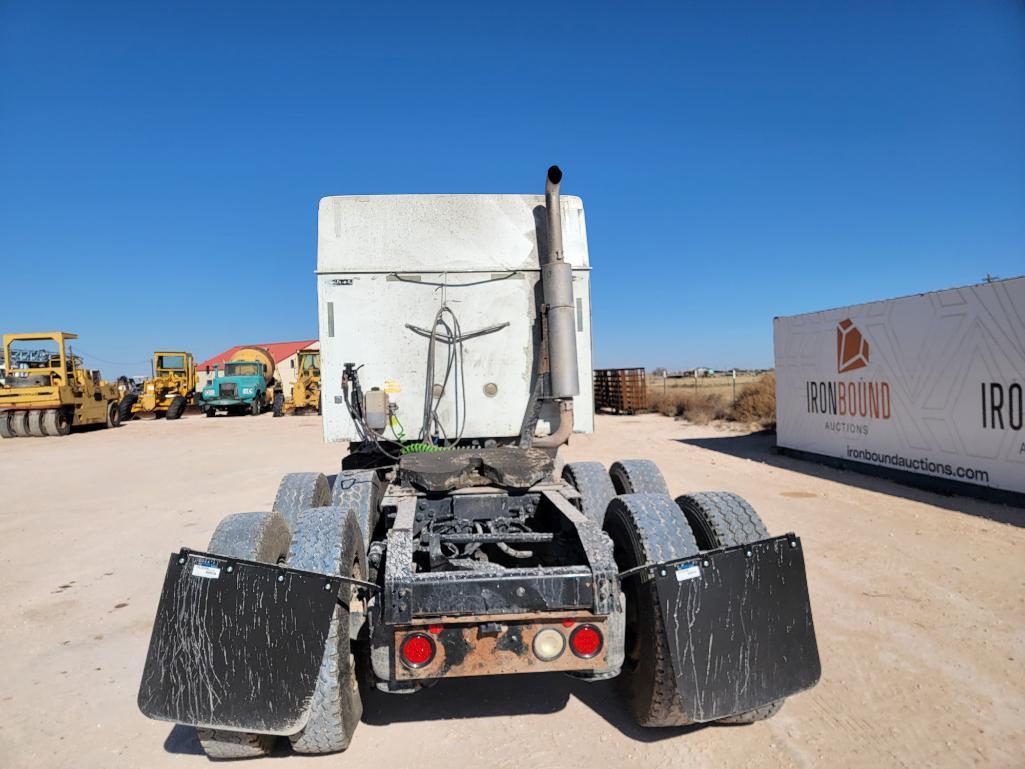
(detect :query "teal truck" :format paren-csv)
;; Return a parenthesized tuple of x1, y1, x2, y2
(198, 346, 279, 417)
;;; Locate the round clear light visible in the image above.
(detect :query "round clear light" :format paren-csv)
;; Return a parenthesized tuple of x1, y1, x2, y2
(532, 628, 566, 662)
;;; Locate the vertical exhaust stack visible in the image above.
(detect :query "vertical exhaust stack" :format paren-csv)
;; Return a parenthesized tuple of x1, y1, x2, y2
(533, 165, 578, 448)
(541, 165, 580, 400)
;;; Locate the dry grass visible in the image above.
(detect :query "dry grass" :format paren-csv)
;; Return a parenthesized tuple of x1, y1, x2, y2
(648, 389, 727, 423)
(729, 372, 776, 428)
(647, 372, 776, 427)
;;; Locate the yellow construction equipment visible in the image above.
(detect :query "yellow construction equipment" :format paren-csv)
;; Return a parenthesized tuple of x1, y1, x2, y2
(119, 352, 196, 421)
(0, 332, 122, 438)
(273, 349, 321, 416)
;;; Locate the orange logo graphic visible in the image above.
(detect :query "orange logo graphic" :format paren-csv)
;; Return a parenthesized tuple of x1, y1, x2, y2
(837, 319, 869, 373)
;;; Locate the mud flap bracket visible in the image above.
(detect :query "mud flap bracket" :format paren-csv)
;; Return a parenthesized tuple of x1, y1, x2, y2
(652, 534, 821, 722)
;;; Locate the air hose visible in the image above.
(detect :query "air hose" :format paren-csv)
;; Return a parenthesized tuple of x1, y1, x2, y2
(400, 442, 452, 455)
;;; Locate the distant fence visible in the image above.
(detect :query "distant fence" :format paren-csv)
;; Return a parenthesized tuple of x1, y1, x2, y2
(593, 368, 648, 414)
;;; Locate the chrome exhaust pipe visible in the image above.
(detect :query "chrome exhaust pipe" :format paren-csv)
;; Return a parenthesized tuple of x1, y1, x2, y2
(541, 165, 580, 400)
(533, 165, 579, 448)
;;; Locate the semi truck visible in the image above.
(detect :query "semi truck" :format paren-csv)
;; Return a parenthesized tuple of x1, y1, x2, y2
(137, 167, 820, 759)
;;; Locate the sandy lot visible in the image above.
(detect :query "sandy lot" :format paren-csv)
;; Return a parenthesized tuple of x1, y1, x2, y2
(1, 412, 1022, 769)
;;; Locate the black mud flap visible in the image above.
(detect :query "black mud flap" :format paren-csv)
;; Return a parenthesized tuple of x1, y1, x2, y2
(137, 549, 338, 735)
(654, 534, 821, 722)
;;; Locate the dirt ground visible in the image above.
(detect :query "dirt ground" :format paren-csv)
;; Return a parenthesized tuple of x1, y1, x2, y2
(1, 412, 1022, 769)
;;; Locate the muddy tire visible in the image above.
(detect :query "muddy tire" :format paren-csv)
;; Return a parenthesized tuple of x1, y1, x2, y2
(286, 507, 366, 754)
(674, 491, 769, 551)
(331, 469, 383, 550)
(250, 396, 262, 416)
(273, 391, 285, 417)
(273, 472, 331, 533)
(10, 411, 31, 438)
(561, 461, 616, 526)
(0, 411, 14, 439)
(674, 491, 783, 724)
(195, 729, 276, 761)
(609, 460, 670, 496)
(166, 395, 186, 420)
(207, 510, 291, 562)
(204, 407, 216, 417)
(43, 409, 70, 436)
(604, 493, 700, 727)
(118, 393, 137, 423)
(197, 511, 291, 759)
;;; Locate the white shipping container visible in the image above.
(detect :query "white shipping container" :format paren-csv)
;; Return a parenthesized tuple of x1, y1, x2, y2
(774, 277, 1025, 497)
(316, 194, 595, 443)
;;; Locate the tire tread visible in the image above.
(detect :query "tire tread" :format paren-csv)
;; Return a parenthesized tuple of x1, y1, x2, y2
(561, 461, 616, 526)
(609, 460, 670, 496)
(605, 493, 699, 727)
(286, 507, 365, 754)
(272, 473, 331, 532)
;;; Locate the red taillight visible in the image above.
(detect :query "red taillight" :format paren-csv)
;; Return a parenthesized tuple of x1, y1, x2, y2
(399, 633, 436, 668)
(569, 624, 603, 658)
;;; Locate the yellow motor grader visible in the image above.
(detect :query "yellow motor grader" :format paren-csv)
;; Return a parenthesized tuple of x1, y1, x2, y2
(0, 332, 122, 438)
(119, 352, 196, 421)
(273, 349, 321, 416)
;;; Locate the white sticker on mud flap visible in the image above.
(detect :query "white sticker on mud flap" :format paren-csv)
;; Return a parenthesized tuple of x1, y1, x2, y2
(674, 563, 701, 582)
(191, 563, 221, 579)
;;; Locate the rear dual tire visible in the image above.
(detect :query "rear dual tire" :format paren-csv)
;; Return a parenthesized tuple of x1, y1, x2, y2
(196, 511, 292, 759)
(609, 459, 670, 496)
(272, 472, 331, 533)
(605, 493, 700, 727)
(197, 501, 367, 758)
(561, 461, 616, 526)
(674, 491, 784, 724)
(285, 506, 365, 754)
(606, 479, 784, 726)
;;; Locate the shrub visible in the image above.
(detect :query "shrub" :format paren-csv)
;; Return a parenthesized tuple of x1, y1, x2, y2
(647, 389, 728, 424)
(728, 372, 776, 428)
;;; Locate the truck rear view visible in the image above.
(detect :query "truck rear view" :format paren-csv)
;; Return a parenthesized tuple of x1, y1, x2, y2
(137, 167, 820, 759)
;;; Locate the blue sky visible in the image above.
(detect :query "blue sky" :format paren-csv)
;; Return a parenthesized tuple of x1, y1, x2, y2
(2, 1, 1023, 374)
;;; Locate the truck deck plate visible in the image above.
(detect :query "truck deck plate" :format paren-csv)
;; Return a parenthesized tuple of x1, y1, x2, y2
(654, 534, 821, 722)
(137, 549, 338, 735)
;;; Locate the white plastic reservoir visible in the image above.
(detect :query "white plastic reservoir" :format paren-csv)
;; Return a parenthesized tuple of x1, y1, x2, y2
(316, 194, 595, 443)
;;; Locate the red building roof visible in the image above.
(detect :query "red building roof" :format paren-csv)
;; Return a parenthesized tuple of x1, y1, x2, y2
(196, 340, 317, 371)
